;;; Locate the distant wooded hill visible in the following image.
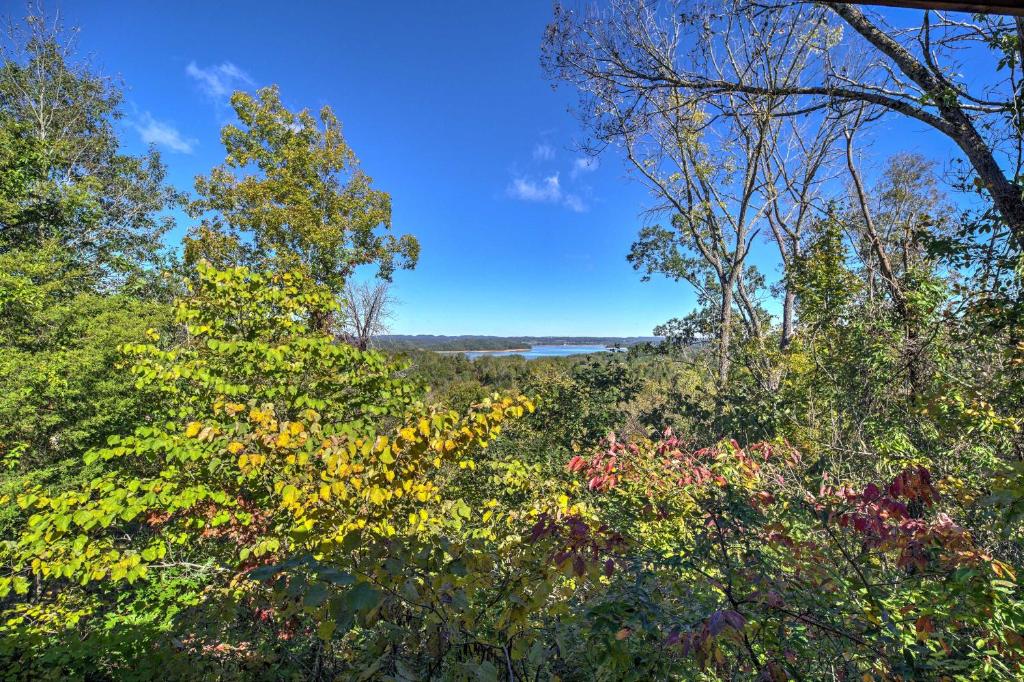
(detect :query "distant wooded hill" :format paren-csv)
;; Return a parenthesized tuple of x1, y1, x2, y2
(374, 335, 660, 351)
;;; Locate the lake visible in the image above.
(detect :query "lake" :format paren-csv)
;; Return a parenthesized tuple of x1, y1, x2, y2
(463, 344, 615, 360)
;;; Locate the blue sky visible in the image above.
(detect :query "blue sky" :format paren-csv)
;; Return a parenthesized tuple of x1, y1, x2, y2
(43, 1, 963, 336)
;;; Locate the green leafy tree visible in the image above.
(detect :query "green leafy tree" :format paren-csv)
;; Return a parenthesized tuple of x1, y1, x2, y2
(0, 14, 177, 281)
(789, 212, 861, 333)
(527, 357, 642, 451)
(0, 263, 532, 678)
(0, 14, 177, 470)
(186, 86, 419, 329)
(0, 245, 171, 469)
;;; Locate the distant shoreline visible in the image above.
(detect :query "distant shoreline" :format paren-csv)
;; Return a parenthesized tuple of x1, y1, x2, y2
(435, 348, 531, 354)
(376, 335, 661, 353)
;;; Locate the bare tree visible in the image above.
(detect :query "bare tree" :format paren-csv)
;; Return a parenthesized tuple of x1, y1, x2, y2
(544, 1, 851, 385)
(762, 110, 847, 348)
(340, 281, 395, 350)
(621, 92, 774, 385)
(545, 0, 1024, 246)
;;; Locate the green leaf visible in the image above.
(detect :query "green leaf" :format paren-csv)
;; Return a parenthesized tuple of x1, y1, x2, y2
(304, 582, 329, 607)
(345, 582, 382, 612)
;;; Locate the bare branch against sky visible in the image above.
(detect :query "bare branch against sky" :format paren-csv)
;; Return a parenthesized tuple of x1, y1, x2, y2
(832, 1, 1024, 17)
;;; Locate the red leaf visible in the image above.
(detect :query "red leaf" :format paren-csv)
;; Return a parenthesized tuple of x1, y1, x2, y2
(708, 609, 746, 635)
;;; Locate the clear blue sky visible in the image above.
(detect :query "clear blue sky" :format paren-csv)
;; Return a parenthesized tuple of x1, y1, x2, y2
(45, 1, 961, 336)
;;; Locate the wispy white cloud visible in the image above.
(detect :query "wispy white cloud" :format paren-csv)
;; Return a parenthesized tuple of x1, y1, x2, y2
(532, 143, 555, 161)
(509, 173, 562, 202)
(186, 61, 254, 99)
(507, 173, 586, 212)
(562, 194, 586, 213)
(131, 112, 195, 153)
(571, 156, 599, 179)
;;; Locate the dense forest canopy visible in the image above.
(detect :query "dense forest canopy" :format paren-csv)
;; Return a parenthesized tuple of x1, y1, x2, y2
(1, 2, 1024, 680)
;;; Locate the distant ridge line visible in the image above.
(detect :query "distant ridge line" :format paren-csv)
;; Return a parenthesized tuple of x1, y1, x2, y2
(374, 335, 661, 352)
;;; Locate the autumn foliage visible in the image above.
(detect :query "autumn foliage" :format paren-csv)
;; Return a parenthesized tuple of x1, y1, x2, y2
(555, 434, 1024, 679)
(3, 6, 1024, 681)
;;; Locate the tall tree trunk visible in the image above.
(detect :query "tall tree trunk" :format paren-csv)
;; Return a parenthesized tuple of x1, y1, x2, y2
(780, 286, 796, 350)
(718, 284, 734, 386)
(846, 128, 926, 396)
(846, 129, 907, 317)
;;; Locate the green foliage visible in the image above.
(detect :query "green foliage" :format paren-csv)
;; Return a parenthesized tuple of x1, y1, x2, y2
(0, 18, 177, 472)
(0, 244, 171, 469)
(790, 214, 861, 330)
(0, 15, 177, 280)
(3, 9, 1024, 681)
(527, 356, 642, 450)
(0, 264, 534, 679)
(186, 86, 419, 299)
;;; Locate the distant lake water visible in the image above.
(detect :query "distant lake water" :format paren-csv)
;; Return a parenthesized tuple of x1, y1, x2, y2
(463, 344, 614, 360)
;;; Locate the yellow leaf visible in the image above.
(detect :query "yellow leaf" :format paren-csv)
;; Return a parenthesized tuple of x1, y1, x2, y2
(418, 418, 430, 436)
(319, 484, 331, 501)
(185, 422, 202, 438)
(227, 441, 244, 455)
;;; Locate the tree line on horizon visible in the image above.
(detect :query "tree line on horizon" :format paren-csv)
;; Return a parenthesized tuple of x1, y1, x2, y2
(1, 2, 1024, 680)
(374, 335, 661, 352)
